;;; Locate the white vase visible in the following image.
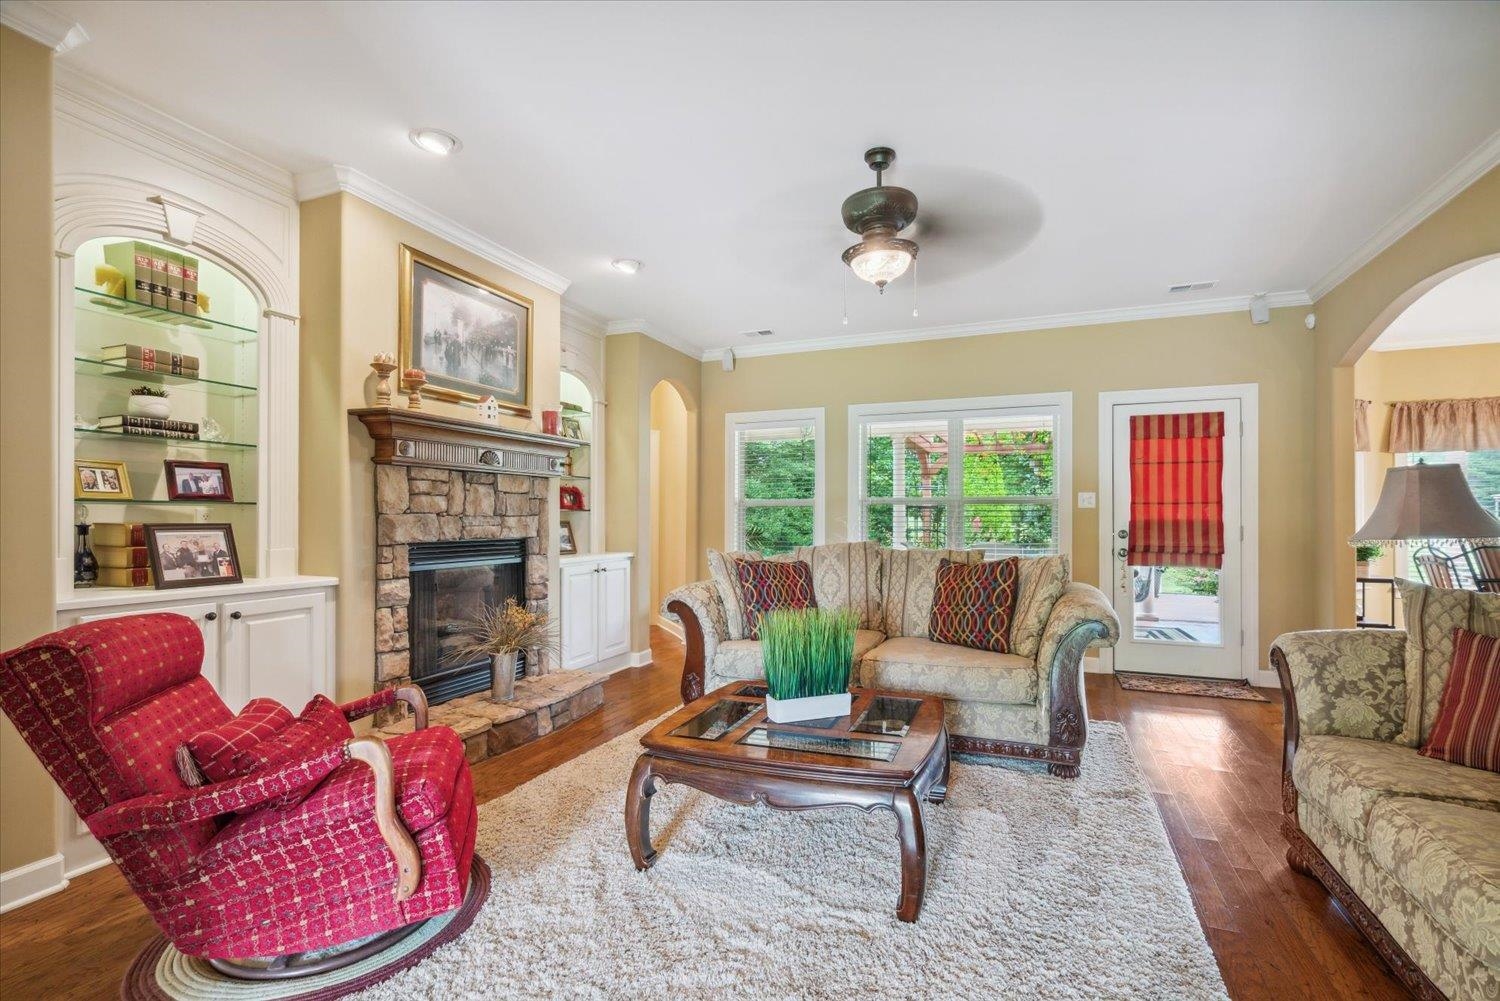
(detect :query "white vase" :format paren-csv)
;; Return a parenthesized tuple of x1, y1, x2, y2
(765, 691, 852, 724)
(127, 395, 171, 420)
(490, 651, 518, 702)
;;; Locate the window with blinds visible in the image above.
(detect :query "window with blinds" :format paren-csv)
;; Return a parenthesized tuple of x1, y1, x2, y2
(852, 395, 1069, 558)
(725, 409, 824, 555)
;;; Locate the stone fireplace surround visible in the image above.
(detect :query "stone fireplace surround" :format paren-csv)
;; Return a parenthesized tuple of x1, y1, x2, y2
(353, 408, 605, 761)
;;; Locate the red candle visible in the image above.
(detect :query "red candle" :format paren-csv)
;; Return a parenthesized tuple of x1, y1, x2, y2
(542, 409, 560, 435)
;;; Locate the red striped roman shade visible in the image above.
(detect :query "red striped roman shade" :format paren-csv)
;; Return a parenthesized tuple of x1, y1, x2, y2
(1127, 411, 1225, 569)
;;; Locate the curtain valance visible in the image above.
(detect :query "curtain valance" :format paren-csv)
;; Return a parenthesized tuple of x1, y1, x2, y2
(1389, 397, 1500, 454)
(1127, 412, 1225, 570)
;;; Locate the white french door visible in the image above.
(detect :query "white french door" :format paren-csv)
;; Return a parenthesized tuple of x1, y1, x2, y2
(1105, 393, 1248, 679)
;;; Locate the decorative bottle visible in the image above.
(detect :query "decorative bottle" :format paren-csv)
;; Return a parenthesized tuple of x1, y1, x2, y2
(74, 522, 98, 588)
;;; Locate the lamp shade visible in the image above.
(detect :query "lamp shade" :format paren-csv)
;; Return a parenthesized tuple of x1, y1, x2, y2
(1350, 463, 1500, 546)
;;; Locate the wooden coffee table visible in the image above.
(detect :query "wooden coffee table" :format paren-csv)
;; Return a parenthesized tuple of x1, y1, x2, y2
(625, 683, 949, 922)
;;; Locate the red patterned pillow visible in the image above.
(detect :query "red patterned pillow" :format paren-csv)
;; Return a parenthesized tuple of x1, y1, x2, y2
(182, 697, 293, 785)
(181, 695, 354, 808)
(928, 557, 1021, 654)
(1421, 627, 1500, 773)
(734, 558, 817, 640)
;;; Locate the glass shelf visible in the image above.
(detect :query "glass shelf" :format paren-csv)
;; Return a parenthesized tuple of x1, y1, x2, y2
(74, 428, 257, 451)
(75, 357, 258, 397)
(560, 403, 589, 415)
(75, 286, 259, 341)
(80, 497, 256, 507)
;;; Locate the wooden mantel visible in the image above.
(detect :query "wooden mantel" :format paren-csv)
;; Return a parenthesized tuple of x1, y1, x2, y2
(351, 407, 573, 478)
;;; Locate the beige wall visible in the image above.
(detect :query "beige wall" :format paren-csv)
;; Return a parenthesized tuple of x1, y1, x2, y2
(0, 27, 59, 873)
(299, 192, 562, 699)
(698, 308, 1318, 664)
(650, 381, 690, 617)
(604, 333, 701, 649)
(1311, 167, 1500, 627)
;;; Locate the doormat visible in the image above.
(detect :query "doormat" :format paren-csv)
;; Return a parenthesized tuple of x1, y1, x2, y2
(1116, 672, 1271, 702)
(1135, 626, 1200, 641)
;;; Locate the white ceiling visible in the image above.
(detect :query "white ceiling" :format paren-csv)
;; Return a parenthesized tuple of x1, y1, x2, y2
(1371, 258, 1500, 352)
(39, 1, 1500, 355)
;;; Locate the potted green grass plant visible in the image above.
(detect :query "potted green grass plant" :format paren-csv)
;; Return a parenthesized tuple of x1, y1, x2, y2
(760, 607, 859, 723)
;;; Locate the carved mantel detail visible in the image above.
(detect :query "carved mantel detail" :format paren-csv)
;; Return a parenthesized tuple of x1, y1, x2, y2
(351, 408, 572, 477)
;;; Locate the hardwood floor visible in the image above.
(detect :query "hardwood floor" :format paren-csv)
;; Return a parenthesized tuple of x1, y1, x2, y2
(0, 628, 1406, 1000)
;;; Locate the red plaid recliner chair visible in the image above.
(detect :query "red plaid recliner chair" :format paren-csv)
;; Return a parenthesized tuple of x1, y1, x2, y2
(0, 613, 478, 977)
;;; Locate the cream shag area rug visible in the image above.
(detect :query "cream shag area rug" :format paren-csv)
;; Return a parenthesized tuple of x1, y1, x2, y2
(357, 720, 1228, 1000)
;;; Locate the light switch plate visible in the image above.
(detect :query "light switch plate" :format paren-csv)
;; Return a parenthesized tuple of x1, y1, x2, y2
(1077, 492, 1097, 509)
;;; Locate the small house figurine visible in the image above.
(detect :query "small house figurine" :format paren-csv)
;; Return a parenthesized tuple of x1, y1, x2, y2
(477, 395, 501, 424)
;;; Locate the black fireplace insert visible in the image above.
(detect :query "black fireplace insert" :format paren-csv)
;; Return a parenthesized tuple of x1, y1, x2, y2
(408, 539, 528, 705)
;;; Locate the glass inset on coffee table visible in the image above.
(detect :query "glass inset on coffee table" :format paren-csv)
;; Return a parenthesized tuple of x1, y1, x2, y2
(851, 696, 923, 737)
(669, 698, 761, 740)
(737, 726, 900, 762)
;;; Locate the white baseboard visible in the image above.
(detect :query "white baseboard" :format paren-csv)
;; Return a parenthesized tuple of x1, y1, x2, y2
(0, 853, 68, 913)
(653, 615, 684, 641)
(628, 648, 653, 667)
(1083, 653, 1110, 674)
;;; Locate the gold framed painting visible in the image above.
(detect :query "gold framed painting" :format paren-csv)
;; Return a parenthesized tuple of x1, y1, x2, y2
(398, 245, 533, 414)
(75, 459, 133, 500)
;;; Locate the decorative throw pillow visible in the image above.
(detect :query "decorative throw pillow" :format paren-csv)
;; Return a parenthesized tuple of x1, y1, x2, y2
(1396, 579, 1500, 746)
(181, 695, 354, 809)
(707, 549, 764, 639)
(734, 558, 817, 640)
(1009, 554, 1071, 661)
(928, 557, 1021, 654)
(181, 697, 293, 785)
(1420, 627, 1500, 773)
(882, 548, 986, 638)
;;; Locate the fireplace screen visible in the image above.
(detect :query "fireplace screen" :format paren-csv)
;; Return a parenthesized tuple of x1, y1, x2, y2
(408, 539, 527, 704)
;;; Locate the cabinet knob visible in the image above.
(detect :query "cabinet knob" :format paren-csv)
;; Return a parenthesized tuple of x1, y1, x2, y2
(204, 611, 217, 621)
(229, 610, 242, 620)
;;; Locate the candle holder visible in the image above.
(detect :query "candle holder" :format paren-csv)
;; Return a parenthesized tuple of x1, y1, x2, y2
(403, 369, 427, 411)
(370, 357, 398, 405)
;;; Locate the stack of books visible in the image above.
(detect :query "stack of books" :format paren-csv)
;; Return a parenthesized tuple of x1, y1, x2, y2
(92, 523, 153, 587)
(96, 415, 199, 441)
(100, 343, 200, 378)
(101, 242, 202, 316)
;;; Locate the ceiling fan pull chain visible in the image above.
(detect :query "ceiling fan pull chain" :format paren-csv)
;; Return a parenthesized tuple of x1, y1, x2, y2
(912, 256, 919, 318)
(842, 266, 849, 325)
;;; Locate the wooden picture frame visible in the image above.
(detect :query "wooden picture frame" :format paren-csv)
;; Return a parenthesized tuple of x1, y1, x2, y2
(144, 523, 243, 588)
(398, 244, 532, 414)
(164, 460, 234, 501)
(559, 519, 578, 555)
(75, 459, 133, 500)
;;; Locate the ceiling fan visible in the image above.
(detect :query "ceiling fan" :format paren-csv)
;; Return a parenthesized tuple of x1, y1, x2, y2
(840, 146, 919, 294)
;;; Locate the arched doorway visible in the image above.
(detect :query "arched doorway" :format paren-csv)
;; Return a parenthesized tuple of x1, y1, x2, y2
(1343, 255, 1500, 625)
(649, 380, 691, 630)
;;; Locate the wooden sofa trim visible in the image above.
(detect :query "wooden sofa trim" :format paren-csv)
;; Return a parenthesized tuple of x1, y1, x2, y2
(1271, 645, 1444, 1001)
(667, 600, 1106, 779)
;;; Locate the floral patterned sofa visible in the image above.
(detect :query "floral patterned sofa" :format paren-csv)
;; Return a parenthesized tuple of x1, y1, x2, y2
(1271, 580, 1500, 1001)
(663, 543, 1119, 777)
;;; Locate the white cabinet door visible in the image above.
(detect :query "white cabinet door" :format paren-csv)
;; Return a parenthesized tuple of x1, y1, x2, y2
(74, 602, 223, 695)
(597, 561, 631, 661)
(220, 591, 326, 711)
(560, 562, 600, 670)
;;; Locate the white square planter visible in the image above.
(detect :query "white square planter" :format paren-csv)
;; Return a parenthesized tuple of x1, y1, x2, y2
(764, 691, 852, 724)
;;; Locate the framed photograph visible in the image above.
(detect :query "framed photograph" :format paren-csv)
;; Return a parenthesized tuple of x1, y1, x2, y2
(399, 244, 532, 414)
(561, 416, 584, 440)
(559, 519, 578, 555)
(75, 460, 132, 500)
(164, 461, 233, 501)
(144, 524, 243, 588)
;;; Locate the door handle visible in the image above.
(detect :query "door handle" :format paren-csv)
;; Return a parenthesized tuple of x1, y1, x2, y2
(229, 610, 242, 620)
(1117, 548, 1128, 559)
(204, 611, 217, 621)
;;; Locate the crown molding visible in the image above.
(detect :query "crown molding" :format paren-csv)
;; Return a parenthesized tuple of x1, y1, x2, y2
(1, 1, 88, 53)
(702, 289, 1313, 363)
(295, 164, 571, 295)
(1369, 329, 1500, 353)
(603, 318, 702, 360)
(54, 66, 297, 203)
(561, 301, 607, 339)
(1309, 128, 1500, 302)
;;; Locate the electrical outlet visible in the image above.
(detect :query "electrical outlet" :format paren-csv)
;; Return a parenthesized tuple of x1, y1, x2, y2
(1077, 492, 1097, 509)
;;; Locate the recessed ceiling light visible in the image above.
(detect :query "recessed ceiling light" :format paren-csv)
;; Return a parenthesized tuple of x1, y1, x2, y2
(611, 259, 643, 275)
(409, 128, 462, 156)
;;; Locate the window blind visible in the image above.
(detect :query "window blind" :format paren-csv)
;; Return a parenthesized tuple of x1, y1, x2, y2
(729, 420, 818, 555)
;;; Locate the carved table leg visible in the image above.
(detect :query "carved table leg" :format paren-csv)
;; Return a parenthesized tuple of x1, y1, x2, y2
(625, 754, 659, 870)
(928, 737, 950, 804)
(891, 789, 928, 922)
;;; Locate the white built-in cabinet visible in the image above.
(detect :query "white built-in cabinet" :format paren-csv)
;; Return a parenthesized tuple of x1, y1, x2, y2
(559, 553, 633, 671)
